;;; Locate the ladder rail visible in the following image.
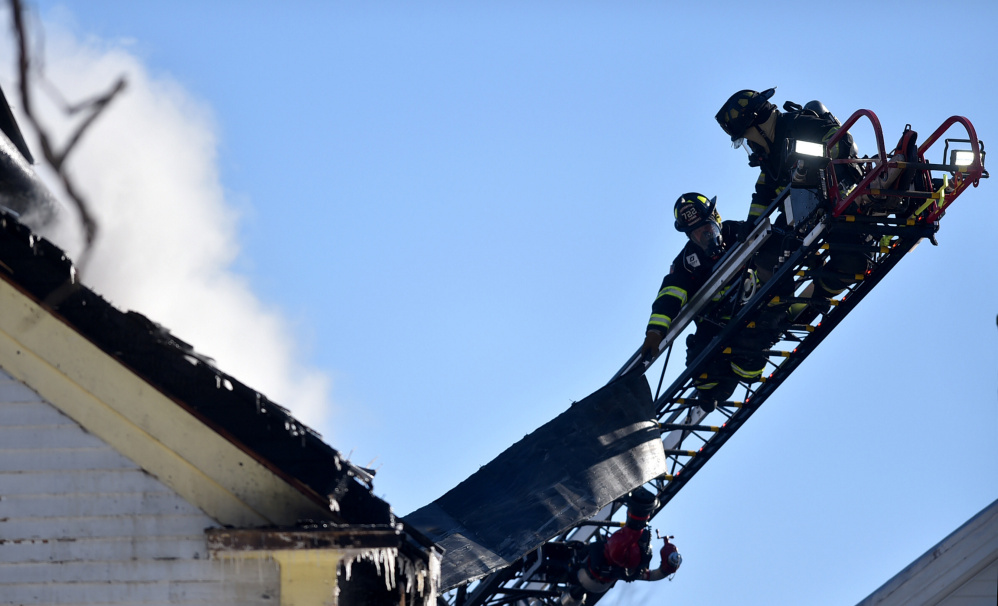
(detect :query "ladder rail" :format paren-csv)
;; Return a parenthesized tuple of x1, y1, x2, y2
(446, 112, 985, 606)
(454, 218, 936, 606)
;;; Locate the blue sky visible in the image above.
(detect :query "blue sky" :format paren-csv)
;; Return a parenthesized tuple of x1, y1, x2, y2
(6, 1, 997, 604)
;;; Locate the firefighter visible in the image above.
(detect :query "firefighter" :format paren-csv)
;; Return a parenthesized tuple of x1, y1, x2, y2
(715, 87, 870, 301)
(714, 87, 860, 222)
(639, 193, 773, 413)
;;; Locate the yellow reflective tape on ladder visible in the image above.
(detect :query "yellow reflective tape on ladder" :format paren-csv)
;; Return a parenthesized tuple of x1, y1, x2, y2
(916, 173, 948, 216)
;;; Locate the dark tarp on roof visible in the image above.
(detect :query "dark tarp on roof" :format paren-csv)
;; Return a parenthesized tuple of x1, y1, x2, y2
(404, 372, 666, 590)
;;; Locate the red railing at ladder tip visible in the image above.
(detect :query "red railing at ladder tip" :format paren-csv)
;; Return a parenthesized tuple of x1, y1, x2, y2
(915, 115, 984, 224)
(823, 109, 888, 218)
(823, 110, 985, 222)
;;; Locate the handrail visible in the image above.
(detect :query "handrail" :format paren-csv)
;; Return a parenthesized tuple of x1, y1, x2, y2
(823, 109, 889, 217)
(827, 108, 889, 161)
(823, 111, 986, 222)
(914, 115, 985, 223)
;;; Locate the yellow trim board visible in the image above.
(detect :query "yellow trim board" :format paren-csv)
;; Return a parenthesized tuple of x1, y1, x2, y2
(217, 550, 342, 606)
(0, 277, 331, 527)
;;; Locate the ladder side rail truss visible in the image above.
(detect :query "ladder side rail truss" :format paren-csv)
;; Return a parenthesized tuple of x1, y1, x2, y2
(567, 216, 938, 606)
(459, 235, 935, 606)
(646, 110, 986, 510)
(456, 209, 913, 606)
(467, 221, 946, 605)
(650, 226, 817, 419)
(645, 220, 938, 514)
(647, 224, 839, 489)
(498, 236, 783, 599)
(457, 212, 783, 606)
(457, 201, 816, 606)
(449, 113, 985, 606)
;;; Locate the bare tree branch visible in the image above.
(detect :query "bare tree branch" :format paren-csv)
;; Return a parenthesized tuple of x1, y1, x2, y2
(9, 0, 127, 274)
(53, 78, 126, 167)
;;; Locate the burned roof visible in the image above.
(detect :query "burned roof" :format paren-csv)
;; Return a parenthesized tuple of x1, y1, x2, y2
(0, 207, 392, 527)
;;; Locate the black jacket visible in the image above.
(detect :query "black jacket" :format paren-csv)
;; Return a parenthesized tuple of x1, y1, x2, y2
(748, 111, 855, 220)
(647, 220, 743, 335)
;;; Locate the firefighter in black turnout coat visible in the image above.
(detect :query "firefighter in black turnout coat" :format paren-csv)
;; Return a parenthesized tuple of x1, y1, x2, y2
(715, 88, 870, 299)
(714, 87, 859, 223)
(640, 193, 772, 413)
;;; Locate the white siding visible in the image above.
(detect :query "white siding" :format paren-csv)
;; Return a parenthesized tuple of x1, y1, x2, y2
(856, 499, 998, 606)
(938, 558, 998, 606)
(0, 367, 281, 605)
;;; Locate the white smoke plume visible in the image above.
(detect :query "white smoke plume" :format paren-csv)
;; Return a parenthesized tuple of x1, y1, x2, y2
(1, 14, 333, 433)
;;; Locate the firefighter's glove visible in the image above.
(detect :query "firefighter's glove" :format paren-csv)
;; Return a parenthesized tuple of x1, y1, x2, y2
(640, 330, 664, 361)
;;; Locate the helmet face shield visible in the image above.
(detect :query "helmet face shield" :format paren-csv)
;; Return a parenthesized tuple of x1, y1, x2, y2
(673, 192, 723, 256)
(688, 221, 723, 256)
(733, 137, 753, 162)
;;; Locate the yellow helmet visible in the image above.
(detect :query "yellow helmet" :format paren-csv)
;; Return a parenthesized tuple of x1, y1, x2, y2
(715, 88, 776, 141)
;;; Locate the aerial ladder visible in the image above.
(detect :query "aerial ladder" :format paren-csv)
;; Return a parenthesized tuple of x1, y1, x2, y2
(434, 109, 987, 606)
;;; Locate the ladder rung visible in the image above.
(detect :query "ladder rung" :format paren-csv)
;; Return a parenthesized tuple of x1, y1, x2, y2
(675, 398, 744, 409)
(664, 449, 699, 457)
(722, 346, 792, 358)
(659, 423, 722, 433)
(819, 242, 891, 253)
(795, 269, 865, 281)
(867, 188, 933, 199)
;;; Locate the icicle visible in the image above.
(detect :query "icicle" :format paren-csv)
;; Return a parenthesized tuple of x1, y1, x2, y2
(343, 557, 353, 581)
(337, 545, 440, 603)
(383, 548, 397, 591)
(339, 547, 399, 591)
(392, 548, 440, 604)
(425, 548, 441, 605)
